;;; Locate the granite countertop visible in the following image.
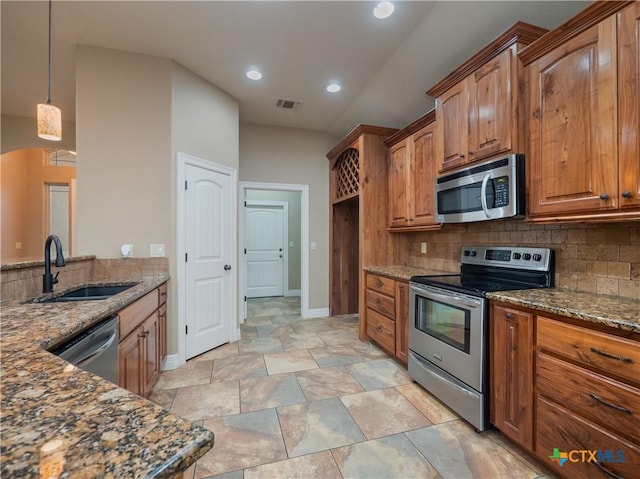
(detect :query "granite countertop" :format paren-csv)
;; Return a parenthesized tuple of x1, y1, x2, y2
(364, 265, 452, 281)
(1, 276, 214, 477)
(487, 289, 640, 333)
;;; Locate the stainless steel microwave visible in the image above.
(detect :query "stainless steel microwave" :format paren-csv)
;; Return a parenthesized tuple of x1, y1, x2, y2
(435, 154, 525, 223)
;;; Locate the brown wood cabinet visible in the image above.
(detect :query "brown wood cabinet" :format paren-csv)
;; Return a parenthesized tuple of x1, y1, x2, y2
(364, 272, 409, 364)
(118, 283, 167, 397)
(490, 304, 534, 452)
(427, 23, 547, 173)
(521, 2, 640, 222)
(385, 110, 441, 231)
(490, 300, 640, 479)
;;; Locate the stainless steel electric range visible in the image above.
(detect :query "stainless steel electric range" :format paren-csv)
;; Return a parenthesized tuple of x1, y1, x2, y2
(408, 245, 554, 431)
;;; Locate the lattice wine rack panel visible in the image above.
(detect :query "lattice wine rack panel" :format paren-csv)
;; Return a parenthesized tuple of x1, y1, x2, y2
(334, 148, 360, 201)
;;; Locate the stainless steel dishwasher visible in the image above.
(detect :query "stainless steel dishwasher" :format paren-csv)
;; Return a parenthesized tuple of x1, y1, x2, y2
(51, 315, 119, 384)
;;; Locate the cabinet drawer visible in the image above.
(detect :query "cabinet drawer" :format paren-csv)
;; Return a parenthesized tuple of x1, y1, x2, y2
(537, 316, 640, 385)
(158, 282, 168, 306)
(366, 308, 395, 355)
(366, 274, 395, 297)
(119, 289, 158, 339)
(536, 396, 640, 479)
(366, 289, 395, 319)
(537, 352, 640, 443)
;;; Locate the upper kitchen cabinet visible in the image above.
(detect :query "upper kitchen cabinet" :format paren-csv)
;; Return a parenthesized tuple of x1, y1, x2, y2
(521, 1, 640, 222)
(427, 22, 548, 173)
(385, 110, 441, 231)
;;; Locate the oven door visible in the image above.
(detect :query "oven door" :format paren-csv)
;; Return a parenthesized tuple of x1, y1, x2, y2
(409, 282, 486, 392)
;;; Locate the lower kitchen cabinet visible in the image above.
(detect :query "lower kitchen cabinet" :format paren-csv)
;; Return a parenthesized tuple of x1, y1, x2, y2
(490, 301, 640, 479)
(364, 273, 409, 364)
(118, 283, 167, 397)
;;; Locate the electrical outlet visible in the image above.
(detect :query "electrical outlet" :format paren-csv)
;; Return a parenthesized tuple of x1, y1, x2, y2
(289, 241, 294, 248)
(121, 244, 133, 257)
(150, 244, 165, 257)
(421, 242, 428, 254)
(15, 242, 22, 250)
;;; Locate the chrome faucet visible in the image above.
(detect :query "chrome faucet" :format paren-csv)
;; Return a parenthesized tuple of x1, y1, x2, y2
(43, 234, 66, 293)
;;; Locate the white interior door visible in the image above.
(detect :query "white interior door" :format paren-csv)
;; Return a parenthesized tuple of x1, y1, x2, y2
(246, 206, 284, 298)
(185, 163, 233, 359)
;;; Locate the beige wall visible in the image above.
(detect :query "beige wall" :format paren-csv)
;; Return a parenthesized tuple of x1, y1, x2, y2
(1, 114, 77, 154)
(407, 220, 640, 300)
(1, 148, 75, 262)
(239, 123, 337, 309)
(246, 189, 302, 291)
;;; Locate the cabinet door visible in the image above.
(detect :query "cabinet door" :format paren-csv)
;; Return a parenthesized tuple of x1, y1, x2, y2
(436, 81, 469, 172)
(143, 311, 161, 395)
(118, 330, 143, 397)
(491, 304, 534, 451)
(618, 3, 640, 209)
(389, 140, 410, 227)
(395, 281, 409, 364)
(410, 123, 438, 226)
(469, 50, 512, 161)
(528, 17, 618, 216)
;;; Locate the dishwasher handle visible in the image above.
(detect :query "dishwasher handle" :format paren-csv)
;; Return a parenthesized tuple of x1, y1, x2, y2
(75, 330, 117, 368)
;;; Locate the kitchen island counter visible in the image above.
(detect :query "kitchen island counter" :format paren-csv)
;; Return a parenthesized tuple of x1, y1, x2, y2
(0, 275, 214, 478)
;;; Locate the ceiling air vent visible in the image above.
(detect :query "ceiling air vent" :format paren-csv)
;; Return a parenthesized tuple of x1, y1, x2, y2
(276, 99, 301, 110)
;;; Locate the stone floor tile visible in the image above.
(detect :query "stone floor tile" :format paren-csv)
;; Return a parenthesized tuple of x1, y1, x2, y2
(290, 318, 336, 334)
(244, 451, 342, 479)
(346, 358, 411, 390)
(308, 345, 365, 368)
(317, 328, 360, 346)
(332, 433, 441, 479)
(279, 332, 326, 351)
(295, 366, 364, 401)
(348, 340, 388, 360)
(263, 349, 318, 375)
(211, 354, 267, 382)
(243, 316, 274, 327)
(240, 324, 258, 339)
(197, 409, 287, 477)
(238, 337, 283, 355)
(170, 380, 239, 421)
(485, 429, 553, 477)
(147, 387, 176, 410)
(255, 324, 295, 338)
(395, 382, 459, 424)
(202, 471, 244, 479)
(270, 314, 303, 325)
(405, 420, 541, 479)
(155, 359, 214, 390)
(341, 388, 432, 439)
(240, 373, 306, 412)
(251, 307, 282, 317)
(277, 397, 365, 458)
(191, 342, 239, 362)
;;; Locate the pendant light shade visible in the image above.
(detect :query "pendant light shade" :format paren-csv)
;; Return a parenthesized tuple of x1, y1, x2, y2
(37, 0, 62, 141)
(37, 103, 62, 141)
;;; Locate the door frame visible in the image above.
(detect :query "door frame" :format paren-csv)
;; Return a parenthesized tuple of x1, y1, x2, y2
(239, 181, 309, 321)
(176, 152, 239, 366)
(245, 200, 289, 298)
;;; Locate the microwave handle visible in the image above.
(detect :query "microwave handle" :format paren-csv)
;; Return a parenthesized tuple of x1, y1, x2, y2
(480, 173, 493, 218)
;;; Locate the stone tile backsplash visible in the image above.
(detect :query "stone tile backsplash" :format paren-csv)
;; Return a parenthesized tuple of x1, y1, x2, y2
(406, 221, 640, 300)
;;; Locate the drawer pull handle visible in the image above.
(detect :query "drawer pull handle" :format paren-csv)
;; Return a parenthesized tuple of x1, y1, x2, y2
(589, 393, 632, 415)
(376, 325, 384, 332)
(375, 280, 384, 288)
(375, 298, 382, 305)
(590, 347, 634, 363)
(594, 461, 625, 479)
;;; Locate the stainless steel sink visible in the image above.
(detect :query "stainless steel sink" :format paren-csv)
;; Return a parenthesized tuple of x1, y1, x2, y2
(30, 283, 137, 303)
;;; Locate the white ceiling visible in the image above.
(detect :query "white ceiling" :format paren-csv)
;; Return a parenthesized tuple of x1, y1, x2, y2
(2, 1, 589, 138)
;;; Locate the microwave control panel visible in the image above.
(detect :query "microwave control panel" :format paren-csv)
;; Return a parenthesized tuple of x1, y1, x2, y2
(493, 176, 509, 207)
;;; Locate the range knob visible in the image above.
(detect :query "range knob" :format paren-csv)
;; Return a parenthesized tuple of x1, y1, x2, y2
(464, 250, 471, 256)
(532, 253, 542, 261)
(522, 253, 532, 261)
(470, 251, 477, 257)
(512, 253, 521, 260)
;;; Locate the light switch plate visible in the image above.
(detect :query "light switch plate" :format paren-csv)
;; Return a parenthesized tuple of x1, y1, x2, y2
(310, 241, 317, 251)
(150, 244, 165, 257)
(289, 241, 294, 248)
(421, 242, 427, 254)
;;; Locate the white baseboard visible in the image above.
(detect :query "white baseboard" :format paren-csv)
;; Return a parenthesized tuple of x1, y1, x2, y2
(162, 354, 182, 371)
(305, 307, 329, 318)
(285, 289, 301, 297)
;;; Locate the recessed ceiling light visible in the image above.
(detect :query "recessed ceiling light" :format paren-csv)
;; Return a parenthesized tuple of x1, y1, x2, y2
(326, 83, 341, 93)
(373, 1, 394, 19)
(246, 70, 262, 81)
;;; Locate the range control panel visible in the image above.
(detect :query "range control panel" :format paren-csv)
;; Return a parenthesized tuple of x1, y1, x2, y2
(460, 246, 552, 272)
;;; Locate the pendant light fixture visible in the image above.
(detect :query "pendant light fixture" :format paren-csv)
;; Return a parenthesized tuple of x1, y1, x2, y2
(37, 0, 62, 141)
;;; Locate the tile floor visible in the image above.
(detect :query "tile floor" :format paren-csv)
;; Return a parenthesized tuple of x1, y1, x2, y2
(150, 297, 557, 479)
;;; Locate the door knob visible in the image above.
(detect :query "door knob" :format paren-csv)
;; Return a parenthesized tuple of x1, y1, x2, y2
(224, 264, 232, 271)
(279, 255, 283, 258)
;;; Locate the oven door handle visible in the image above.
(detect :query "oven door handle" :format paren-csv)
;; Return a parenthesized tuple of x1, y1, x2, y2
(411, 286, 482, 309)
(480, 173, 493, 218)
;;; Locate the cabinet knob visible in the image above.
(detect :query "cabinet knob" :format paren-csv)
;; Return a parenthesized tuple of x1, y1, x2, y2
(460, 154, 465, 159)
(599, 193, 609, 201)
(622, 191, 632, 198)
(468, 151, 474, 156)
(505, 313, 513, 320)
